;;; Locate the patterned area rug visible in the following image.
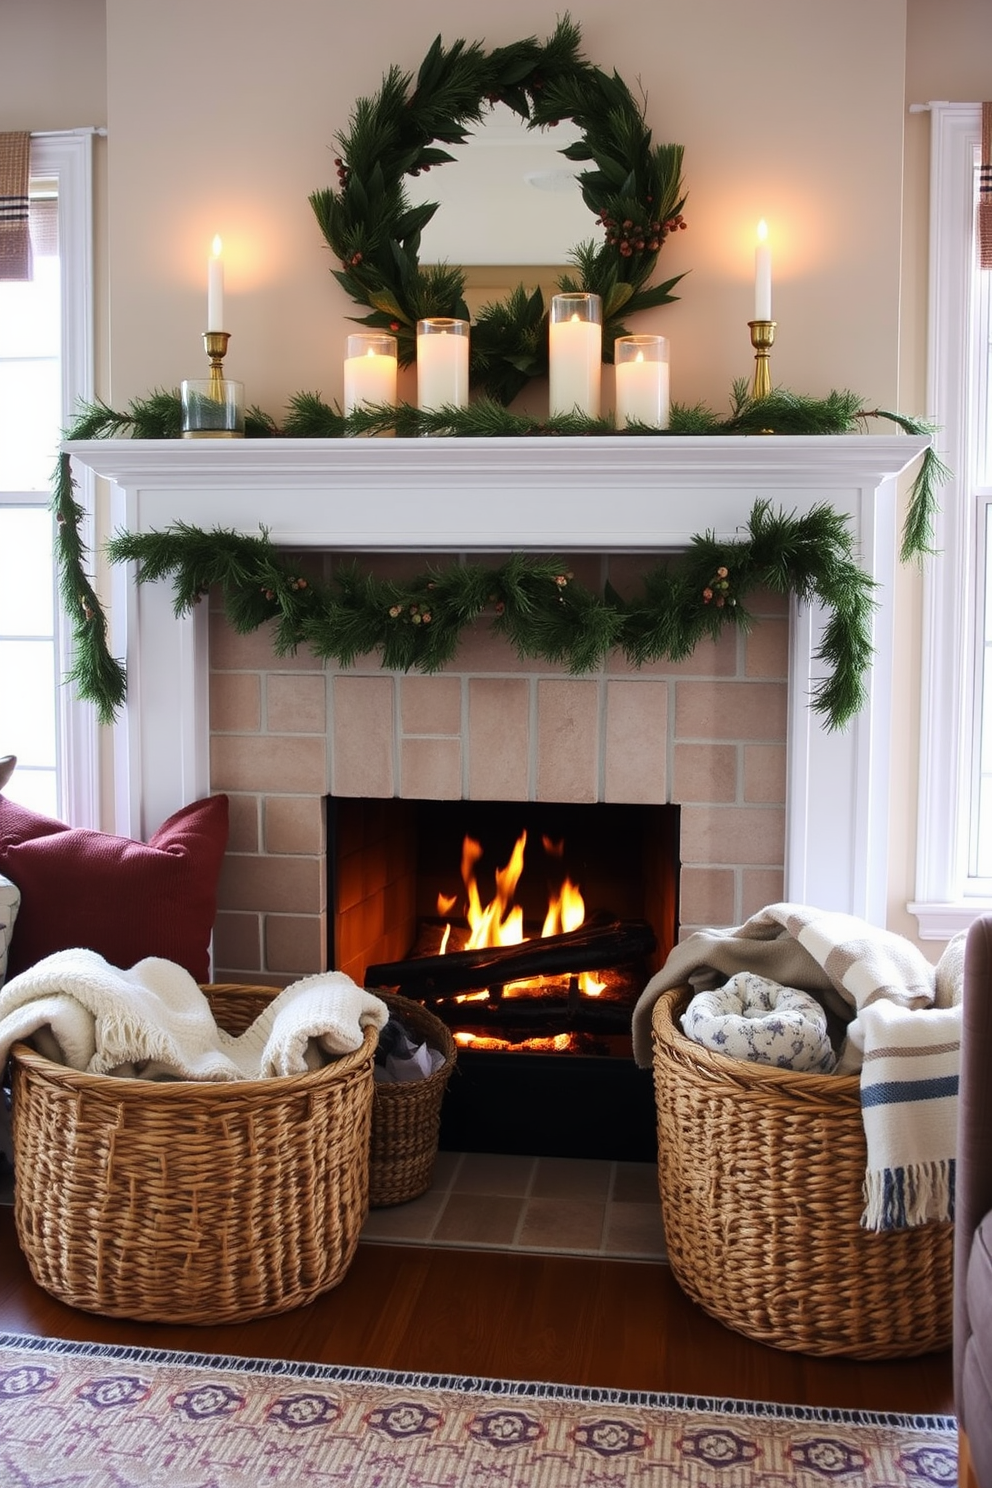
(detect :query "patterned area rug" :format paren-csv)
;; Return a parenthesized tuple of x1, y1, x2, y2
(0, 1331, 957, 1487)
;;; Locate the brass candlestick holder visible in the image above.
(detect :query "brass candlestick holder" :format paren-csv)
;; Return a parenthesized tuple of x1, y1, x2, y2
(747, 319, 776, 401)
(181, 331, 245, 438)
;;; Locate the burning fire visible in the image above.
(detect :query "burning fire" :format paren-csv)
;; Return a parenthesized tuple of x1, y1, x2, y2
(438, 831, 605, 997)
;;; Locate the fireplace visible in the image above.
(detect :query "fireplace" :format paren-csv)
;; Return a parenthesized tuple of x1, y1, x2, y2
(329, 795, 678, 1159)
(64, 434, 930, 1014)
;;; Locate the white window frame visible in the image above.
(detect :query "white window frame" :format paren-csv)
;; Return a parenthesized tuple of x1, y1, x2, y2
(23, 130, 100, 828)
(910, 103, 986, 937)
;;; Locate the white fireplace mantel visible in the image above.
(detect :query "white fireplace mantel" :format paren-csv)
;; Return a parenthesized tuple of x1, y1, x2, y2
(65, 433, 930, 925)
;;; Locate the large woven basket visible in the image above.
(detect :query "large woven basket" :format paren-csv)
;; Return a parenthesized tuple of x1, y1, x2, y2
(369, 992, 457, 1207)
(651, 986, 953, 1359)
(10, 983, 377, 1325)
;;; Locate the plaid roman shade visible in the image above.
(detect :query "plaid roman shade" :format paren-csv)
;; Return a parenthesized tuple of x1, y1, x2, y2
(0, 131, 31, 280)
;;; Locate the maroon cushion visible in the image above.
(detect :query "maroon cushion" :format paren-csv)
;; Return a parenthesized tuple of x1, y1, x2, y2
(0, 794, 229, 983)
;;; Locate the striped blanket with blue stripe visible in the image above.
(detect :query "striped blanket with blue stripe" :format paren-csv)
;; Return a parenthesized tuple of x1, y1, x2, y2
(841, 996, 961, 1230)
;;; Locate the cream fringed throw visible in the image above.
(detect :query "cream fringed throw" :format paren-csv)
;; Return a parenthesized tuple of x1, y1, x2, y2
(633, 902, 965, 1231)
(0, 948, 389, 1080)
(0, 132, 31, 281)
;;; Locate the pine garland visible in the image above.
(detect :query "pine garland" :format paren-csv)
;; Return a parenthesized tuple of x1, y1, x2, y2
(53, 385, 941, 730)
(96, 500, 874, 730)
(308, 17, 687, 404)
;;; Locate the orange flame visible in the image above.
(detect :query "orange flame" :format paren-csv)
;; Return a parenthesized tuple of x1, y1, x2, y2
(436, 832, 605, 996)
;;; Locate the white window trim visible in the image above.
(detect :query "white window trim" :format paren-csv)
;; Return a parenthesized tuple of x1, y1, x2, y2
(909, 102, 986, 937)
(28, 130, 100, 828)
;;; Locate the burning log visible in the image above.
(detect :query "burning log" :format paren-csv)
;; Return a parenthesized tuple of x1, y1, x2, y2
(365, 918, 656, 1003)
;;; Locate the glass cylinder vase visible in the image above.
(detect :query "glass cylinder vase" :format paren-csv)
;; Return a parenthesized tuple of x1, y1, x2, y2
(549, 293, 602, 418)
(416, 318, 469, 412)
(344, 332, 398, 430)
(180, 378, 245, 438)
(614, 335, 670, 429)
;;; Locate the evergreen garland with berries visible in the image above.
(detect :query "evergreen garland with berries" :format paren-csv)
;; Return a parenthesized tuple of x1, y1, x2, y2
(308, 17, 687, 405)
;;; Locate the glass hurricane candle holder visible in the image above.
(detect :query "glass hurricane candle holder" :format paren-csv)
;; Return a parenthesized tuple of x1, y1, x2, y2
(614, 334, 670, 429)
(180, 377, 245, 438)
(416, 318, 470, 412)
(549, 292, 602, 419)
(344, 333, 398, 430)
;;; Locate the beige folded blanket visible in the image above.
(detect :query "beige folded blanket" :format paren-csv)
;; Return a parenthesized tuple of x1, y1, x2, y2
(0, 948, 389, 1080)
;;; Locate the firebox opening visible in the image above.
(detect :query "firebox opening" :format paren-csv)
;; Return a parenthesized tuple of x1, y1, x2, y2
(328, 797, 679, 1161)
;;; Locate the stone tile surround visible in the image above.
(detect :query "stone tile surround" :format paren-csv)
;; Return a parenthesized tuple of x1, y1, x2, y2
(208, 555, 788, 987)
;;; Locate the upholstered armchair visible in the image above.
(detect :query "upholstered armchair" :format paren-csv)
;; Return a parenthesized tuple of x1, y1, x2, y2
(955, 914, 992, 1488)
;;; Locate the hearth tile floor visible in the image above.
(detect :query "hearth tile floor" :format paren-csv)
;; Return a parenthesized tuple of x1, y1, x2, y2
(360, 1150, 669, 1262)
(0, 1151, 668, 1263)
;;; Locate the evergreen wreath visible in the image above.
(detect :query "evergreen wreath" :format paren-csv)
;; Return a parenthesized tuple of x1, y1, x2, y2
(52, 383, 945, 734)
(308, 16, 687, 404)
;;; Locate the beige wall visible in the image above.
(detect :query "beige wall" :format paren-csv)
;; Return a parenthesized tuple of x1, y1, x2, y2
(101, 0, 906, 415)
(8, 0, 992, 949)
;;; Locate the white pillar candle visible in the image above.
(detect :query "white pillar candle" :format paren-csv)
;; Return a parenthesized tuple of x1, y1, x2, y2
(549, 293, 602, 418)
(754, 220, 772, 321)
(614, 335, 670, 429)
(416, 319, 469, 411)
(207, 235, 224, 331)
(344, 333, 398, 415)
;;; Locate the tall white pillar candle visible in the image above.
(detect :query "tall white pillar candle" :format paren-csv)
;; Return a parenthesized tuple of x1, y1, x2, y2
(416, 318, 469, 411)
(549, 293, 602, 418)
(614, 335, 670, 429)
(344, 333, 398, 416)
(207, 235, 224, 331)
(754, 220, 772, 321)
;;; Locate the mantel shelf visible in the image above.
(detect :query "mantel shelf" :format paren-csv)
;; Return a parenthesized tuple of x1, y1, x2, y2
(64, 433, 930, 553)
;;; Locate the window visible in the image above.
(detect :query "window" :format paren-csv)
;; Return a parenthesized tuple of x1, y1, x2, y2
(0, 131, 97, 825)
(911, 103, 990, 935)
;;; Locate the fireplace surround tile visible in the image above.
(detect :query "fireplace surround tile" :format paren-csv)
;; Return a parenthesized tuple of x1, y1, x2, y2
(672, 742, 737, 803)
(264, 913, 324, 973)
(536, 679, 600, 802)
(399, 737, 462, 799)
(400, 674, 462, 735)
(225, 795, 260, 853)
(467, 679, 530, 799)
(745, 615, 790, 677)
(212, 733, 326, 794)
(265, 673, 327, 734)
(741, 867, 786, 918)
(743, 743, 788, 803)
(331, 676, 395, 797)
(263, 795, 324, 855)
(674, 678, 789, 740)
(678, 866, 736, 927)
(603, 681, 668, 803)
(209, 672, 261, 732)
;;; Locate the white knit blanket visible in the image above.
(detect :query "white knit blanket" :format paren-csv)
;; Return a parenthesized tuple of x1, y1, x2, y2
(681, 973, 837, 1073)
(634, 902, 966, 1230)
(0, 949, 389, 1082)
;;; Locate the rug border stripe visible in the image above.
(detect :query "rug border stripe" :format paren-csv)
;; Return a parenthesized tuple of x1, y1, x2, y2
(0, 1330, 956, 1434)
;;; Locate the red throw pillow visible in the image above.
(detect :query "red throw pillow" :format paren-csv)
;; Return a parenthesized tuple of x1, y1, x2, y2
(0, 794, 229, 983)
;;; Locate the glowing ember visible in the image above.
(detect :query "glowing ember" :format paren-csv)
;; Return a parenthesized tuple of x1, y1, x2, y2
(454, 1031, 574, 1053)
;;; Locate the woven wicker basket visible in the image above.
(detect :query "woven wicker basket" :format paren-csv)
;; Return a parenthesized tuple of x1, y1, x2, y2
(369, 992, 457, 1207)
(10, 983, 376, 1325)
(651, 986, 953, 1359)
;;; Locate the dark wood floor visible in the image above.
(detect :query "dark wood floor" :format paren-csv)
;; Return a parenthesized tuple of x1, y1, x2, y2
(0, 1208, 953, 1417)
